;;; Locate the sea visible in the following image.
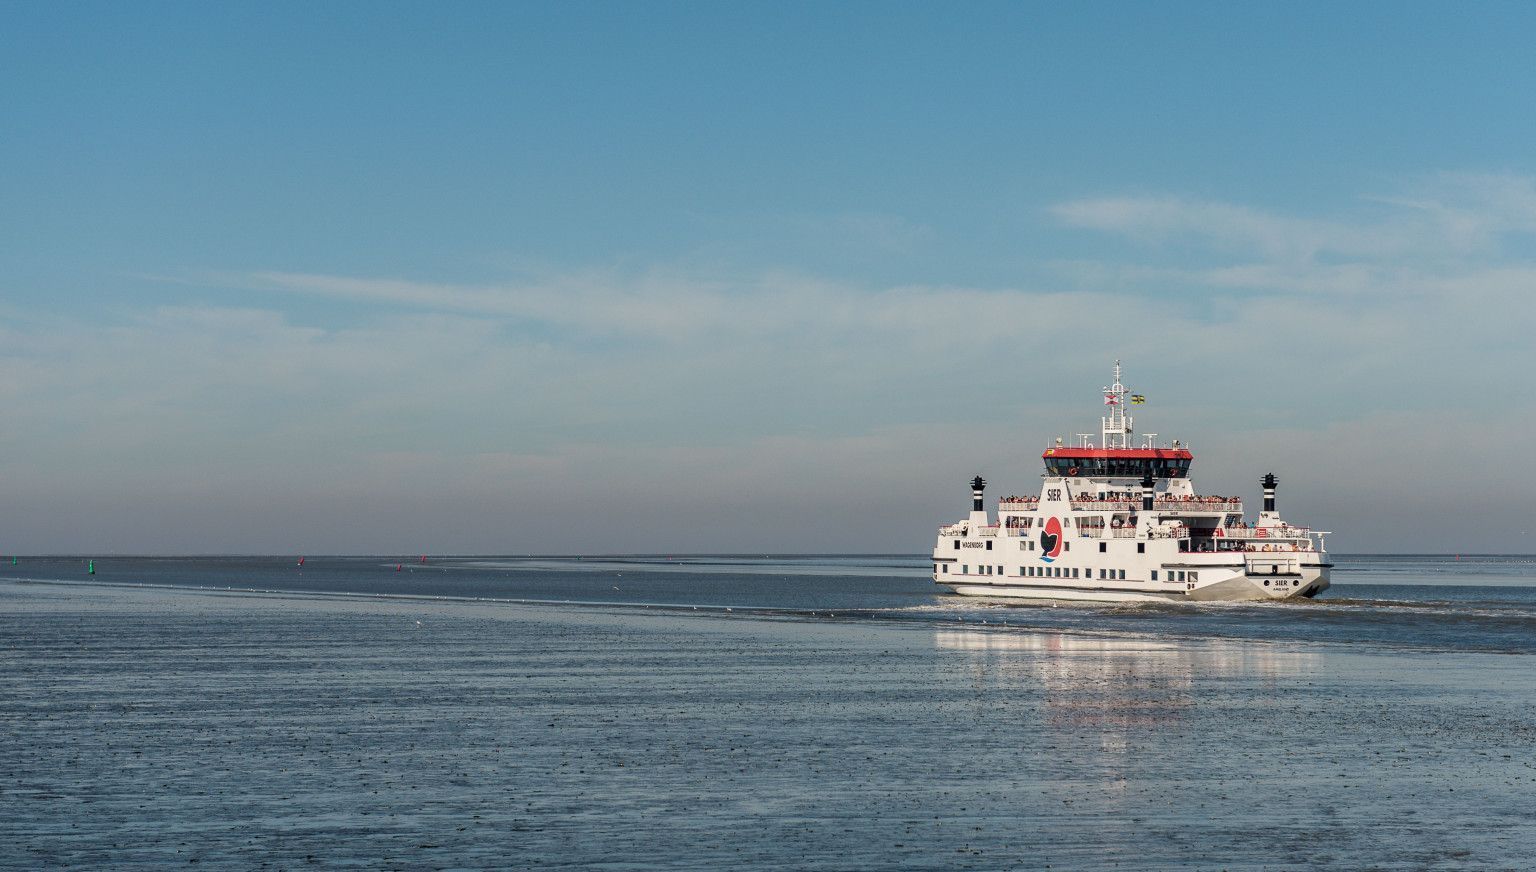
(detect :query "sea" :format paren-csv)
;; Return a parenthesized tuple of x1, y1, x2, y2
(5, 554, 1536, 869)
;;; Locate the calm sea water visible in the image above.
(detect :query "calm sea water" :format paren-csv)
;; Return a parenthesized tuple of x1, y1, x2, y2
(10, 552, 1536, 653)
(5, 554, 1536, 868)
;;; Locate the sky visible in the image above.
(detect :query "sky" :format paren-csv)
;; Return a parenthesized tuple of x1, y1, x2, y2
(3, 1, 1535, 554)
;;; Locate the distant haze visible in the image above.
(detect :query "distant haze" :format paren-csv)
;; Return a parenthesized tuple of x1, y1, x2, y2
(2, 4, 1534, 554)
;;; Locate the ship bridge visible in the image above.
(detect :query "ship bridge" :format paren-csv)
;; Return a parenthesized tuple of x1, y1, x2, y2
(1042, 447, 1193, 479)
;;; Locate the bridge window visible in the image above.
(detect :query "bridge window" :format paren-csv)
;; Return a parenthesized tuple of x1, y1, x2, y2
(1044, 456, 1192, 478)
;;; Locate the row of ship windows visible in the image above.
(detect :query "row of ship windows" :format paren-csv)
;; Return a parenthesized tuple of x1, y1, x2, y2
(953, 539, 1073, 551)
(937, 564, 1198, 583)
(954, 539, 1152, 555)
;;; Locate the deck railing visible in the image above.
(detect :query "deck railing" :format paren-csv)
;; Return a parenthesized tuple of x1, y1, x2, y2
(938, 525, 1002, 537)
(1214, 526, 1313, 540)
(1003, 498, 1243, 512)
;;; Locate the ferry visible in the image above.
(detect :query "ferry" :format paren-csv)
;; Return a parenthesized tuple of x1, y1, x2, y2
(932, 362, 1331, 602)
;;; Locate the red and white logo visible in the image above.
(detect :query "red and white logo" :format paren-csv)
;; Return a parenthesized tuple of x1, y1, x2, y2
(1039, 516, 1063, 562)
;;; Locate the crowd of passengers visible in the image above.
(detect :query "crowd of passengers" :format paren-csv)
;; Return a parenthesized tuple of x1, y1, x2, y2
(998, 493, 1239, 503)
(1001, 494, 1241, 505)
(1074, 493, 1241, 503)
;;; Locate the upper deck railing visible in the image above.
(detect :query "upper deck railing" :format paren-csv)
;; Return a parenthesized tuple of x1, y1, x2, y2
(998, 496, 1243, 512)
(939, 521, 1325, 551)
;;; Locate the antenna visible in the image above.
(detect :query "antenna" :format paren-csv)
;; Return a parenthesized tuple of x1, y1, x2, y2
(1101, 360, 1133, 449)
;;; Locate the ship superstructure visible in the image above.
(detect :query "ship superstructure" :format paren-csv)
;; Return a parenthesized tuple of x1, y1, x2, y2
(931, 362, 1331, 602)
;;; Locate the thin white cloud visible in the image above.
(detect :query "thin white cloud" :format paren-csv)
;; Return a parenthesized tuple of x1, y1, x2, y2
(1051, 196, 1361, 260)
(233, 268, 740, 338)
(8, 174, 1536, 551)
(216, 268, 1125, 349)
(1053, 173, 1536, 267)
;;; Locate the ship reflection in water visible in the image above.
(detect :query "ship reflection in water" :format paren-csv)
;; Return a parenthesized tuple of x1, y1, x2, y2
(934, 629, 1321, 741)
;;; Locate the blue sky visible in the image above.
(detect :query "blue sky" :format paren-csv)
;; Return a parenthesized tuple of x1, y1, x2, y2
(3, 2, 1535, 552)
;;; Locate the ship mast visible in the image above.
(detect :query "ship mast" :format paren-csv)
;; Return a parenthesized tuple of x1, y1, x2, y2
(1101, 360, 1132, 449)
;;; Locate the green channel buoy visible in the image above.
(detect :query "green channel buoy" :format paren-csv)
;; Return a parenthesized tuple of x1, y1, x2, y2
(88, 559, 95, 575)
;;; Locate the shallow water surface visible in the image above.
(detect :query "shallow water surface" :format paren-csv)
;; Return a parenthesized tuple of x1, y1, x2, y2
(11, 553, 1536, 653)
(4, 556, 1536, 868)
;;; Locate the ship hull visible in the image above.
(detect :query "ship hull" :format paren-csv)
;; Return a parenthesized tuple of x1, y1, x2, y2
(937, 568, 1329, 604)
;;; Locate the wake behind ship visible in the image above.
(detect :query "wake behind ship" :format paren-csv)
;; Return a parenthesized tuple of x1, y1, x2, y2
(932, 362, 1331, 602)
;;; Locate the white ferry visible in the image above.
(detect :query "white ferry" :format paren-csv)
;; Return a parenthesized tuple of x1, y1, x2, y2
(932, 362, 1331, 602)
